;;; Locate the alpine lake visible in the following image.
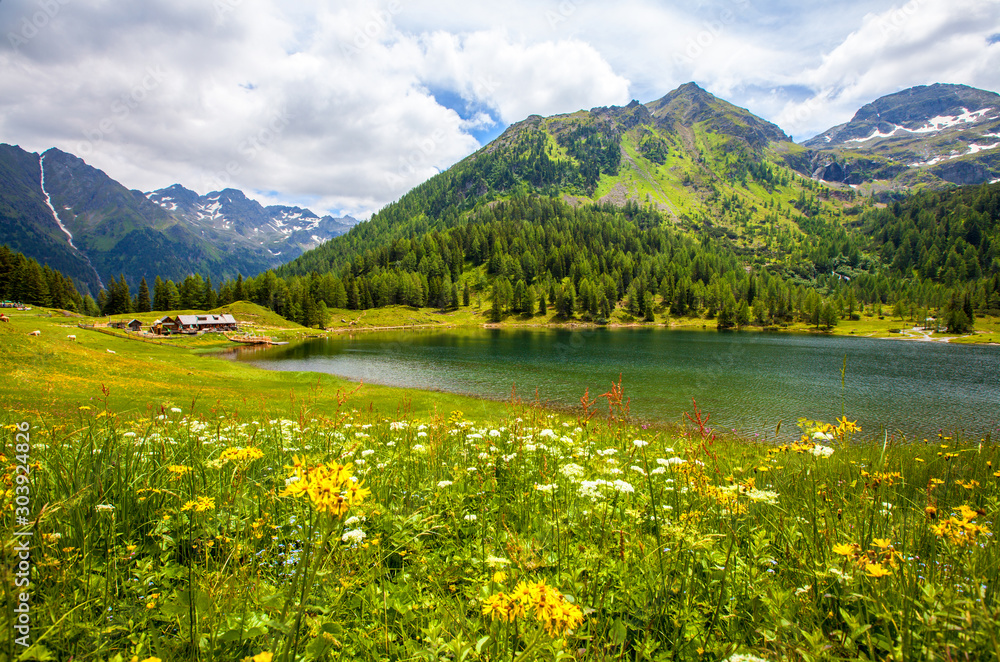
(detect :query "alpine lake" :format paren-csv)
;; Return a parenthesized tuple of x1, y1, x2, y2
(230, 327, 1000, 441)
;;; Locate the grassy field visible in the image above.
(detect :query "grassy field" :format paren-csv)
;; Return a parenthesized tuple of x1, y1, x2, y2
(1, 304, 998, 661)
(0, 305, 507, 422)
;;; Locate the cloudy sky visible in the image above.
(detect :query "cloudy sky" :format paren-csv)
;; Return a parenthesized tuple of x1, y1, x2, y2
(2, 0, 999, 218)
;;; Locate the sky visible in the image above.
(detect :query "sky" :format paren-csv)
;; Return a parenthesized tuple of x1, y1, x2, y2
(2, 0, 999, 219)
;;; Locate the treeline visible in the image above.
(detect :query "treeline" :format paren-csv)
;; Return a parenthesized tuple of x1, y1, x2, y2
(0, 244, 97, 314)
(861, 183, 1000, 283)
(227, 195, 998, 331)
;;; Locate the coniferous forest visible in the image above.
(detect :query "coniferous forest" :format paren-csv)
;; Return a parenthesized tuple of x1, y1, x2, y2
(3, 182, 999, 334)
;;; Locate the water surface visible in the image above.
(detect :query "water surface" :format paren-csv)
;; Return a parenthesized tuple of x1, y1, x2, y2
(233, 328, 1000, 439)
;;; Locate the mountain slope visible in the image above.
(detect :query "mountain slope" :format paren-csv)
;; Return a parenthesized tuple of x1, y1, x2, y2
(282, 82, 844, 279)
(0, 144, 355, 294)
(804, 84, 1000, 187)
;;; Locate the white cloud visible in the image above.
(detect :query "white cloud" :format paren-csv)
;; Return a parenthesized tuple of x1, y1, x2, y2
(0, 0, 997, 220)
(774, 0, 1000, 139)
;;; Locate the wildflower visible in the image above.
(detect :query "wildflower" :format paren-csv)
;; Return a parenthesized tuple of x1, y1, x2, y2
(492, 570, 507, 583)
(437, 480, 453, 489)
(811, 445, 834, 458)
(612, 479, 635, 494)
(181, 496, 215, 513)
(412, 444, 427, 453)
(744, 488, 778, 504)
(486, 555, 510, 567)
(865, 563, 892, 578)
(726, 654, 773, 662)
(534, 483, 557, 493)
(341, 528, 366, 545)
(832, 543, 855, 557)
(464, 514, 477, 521)
(170, 407, 182, 413)
(925, 505, 938, 520)
(632, 439, 648, 447)
(361, 449, 375, 457)
(872, 538, 893, 549)
(95, 504, 115, 513)
(220, 447, 264, 463)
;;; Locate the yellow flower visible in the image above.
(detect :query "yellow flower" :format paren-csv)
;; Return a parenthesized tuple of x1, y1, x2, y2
(252, 653, 273, 662)
(871, 538, 892, 550)
(865, 563, 892, 578)
(220, 447, 265, 463)
(166, 464, 192, 476)
(493, 571, 508, 584)
(181, 496, 215, 512)
(832, 543, 854, 557)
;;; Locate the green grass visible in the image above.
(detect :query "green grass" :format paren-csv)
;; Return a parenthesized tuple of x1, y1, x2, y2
(2, 396, 998, 661)
(0, 306, 507, 422)
(2, 305, 999, 661)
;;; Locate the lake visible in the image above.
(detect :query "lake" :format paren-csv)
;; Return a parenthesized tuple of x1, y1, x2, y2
(232, 327, 1000, 440)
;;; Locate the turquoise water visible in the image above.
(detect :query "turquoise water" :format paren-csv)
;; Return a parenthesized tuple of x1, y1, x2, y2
(234, 328, 1000, 440)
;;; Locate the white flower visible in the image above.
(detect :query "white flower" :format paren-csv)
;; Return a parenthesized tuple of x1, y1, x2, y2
(412, 444, 427, 453)
(630, 465, 646, 476)
(596, 448, 617, 457)
(466, 467, 477, 472)
(354, 459, 366, 467)
(560, 463, 585, 480)
(812, 431, 835, 441)
(633, 439, 648, 447)
(538, 429, 556, 439)
(417, 431, 427, 438)
(489, 429, 501, 437)
(795, 585, 811, 596)
(486, 555, 510, 567)
(612, 479, 635, 493)
(657, 457, 686, 466)
(95, 504, 115, 512)
(437, 480, 453, 488)
(726, 654, 774, 662)
(811, 445, 834, 458)
(579, 479, 608, 499)
(534, 483, 557, 493)
(745, 489, 779, 505)
(463, 514, 477, 521)
(361, 449, 375, 457)
(344, 515, 361, 526)
(502, 453, 516, 462)
(170, 407, 182, 413)
(285, 475, 300, 487)
(478, 452, 490, 460)
(389, 421, 408, 430)
(341, 528, 366, 545)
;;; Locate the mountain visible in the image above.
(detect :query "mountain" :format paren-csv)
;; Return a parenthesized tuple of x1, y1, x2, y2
(282, 82, 841, 279)
(145, 184, 355, 260)
(0, 144, 355, 295)
(804, 84, 1000, 187)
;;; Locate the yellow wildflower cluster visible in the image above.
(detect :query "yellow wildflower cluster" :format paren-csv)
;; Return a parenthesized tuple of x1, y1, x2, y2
(832, 538, 899, 577)
(930, 505, 990, 547)
(166, 464, 192, 477)
(220, 447, 265, 463)
(482, 580, 585, 636)
(181, 496, 215, 513)
(280, 456, 369, 517)
(861, 471, 903, 487)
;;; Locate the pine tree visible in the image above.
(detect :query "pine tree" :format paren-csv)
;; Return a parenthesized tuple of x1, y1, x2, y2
(137, 278, 151, 313)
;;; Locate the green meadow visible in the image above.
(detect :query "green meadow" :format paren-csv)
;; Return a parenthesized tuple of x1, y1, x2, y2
(1, 305, 998, 662)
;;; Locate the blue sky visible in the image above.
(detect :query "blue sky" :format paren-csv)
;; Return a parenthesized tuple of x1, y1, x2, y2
(2, 0, 999, 218)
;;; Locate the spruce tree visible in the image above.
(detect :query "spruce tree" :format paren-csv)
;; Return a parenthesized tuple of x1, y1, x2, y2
(137, 278, 151, 313)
